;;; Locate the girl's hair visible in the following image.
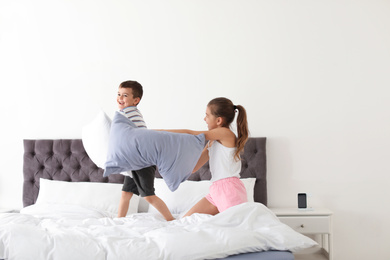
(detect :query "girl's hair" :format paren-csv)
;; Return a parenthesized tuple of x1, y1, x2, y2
(207, 97, 249, 160)
(119, 80, 143, 100)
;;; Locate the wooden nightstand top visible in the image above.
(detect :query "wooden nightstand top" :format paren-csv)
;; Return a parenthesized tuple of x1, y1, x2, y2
(269, 208, 333, 216)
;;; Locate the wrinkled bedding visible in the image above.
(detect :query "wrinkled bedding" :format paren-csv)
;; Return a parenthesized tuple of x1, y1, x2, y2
(0, 202, 316, 260)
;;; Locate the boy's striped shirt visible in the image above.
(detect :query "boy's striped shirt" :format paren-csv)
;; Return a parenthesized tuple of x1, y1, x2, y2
(120, 106, 147, 128)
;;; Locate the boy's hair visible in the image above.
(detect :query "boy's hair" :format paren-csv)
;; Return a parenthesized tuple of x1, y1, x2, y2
(119, 80, 143, 100)
(208, 97, 249, 161)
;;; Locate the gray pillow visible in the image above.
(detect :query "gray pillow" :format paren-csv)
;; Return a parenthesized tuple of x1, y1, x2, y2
(104, 112, 205, 192)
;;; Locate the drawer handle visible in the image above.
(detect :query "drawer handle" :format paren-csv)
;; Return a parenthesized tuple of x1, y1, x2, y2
(300, 224, 305, 228)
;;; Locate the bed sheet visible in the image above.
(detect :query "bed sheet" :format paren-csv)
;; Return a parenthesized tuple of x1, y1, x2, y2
(0, 202, 315, 260)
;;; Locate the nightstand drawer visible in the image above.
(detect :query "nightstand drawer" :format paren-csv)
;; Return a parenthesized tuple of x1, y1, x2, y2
(278, 216, 330, 234)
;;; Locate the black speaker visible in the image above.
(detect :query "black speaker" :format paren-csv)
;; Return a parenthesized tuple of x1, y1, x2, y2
(298, 193, 307, 208)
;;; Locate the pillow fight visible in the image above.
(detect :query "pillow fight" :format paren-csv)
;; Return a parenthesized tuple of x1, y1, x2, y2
(104, 80, 249, 220)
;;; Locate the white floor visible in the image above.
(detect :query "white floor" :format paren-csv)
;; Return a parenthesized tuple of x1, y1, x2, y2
(294, 246, 329, 260)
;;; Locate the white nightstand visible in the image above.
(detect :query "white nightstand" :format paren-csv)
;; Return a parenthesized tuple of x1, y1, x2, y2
(270, 208, 333, 260)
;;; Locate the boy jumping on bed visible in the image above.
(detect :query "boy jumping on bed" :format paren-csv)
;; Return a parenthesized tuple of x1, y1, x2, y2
(116, 80, 174, 221)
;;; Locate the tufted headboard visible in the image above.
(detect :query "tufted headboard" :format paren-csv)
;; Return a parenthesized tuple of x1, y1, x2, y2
(23, 138, 267, 207)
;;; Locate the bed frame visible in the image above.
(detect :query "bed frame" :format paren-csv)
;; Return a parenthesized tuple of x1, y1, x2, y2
(23, 138, 267, 207)
(21, 137, 297, 260)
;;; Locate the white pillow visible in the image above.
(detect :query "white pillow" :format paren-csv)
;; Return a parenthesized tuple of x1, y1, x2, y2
(36, 178, 139, 216)
(148, 178, 256, 215)
(82, 110, 111, 169)
(242, 178, 256, 203)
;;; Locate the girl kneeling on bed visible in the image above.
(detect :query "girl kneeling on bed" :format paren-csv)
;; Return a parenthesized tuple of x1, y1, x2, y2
(162, 97, 249, 217)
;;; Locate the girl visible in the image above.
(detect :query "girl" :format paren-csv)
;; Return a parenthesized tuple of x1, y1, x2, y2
(164, 97, 249, 217)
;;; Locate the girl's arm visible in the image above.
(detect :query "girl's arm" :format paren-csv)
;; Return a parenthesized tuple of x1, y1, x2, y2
(154, 129, 199, 135)
(158, 128, 236, 148)
(192, 145, 209, 173)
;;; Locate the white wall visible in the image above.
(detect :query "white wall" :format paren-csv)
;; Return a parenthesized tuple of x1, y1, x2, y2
(1, 0, 389, 259)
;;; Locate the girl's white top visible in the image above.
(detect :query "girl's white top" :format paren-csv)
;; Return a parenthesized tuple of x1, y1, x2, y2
(208, 141, 241, 182)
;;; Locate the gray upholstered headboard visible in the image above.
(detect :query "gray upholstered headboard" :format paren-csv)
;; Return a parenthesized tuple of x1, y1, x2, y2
(23, 138, 267, 207)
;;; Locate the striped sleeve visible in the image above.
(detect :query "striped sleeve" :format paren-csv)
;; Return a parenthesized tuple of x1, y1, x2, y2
(120, 107, 147, 128)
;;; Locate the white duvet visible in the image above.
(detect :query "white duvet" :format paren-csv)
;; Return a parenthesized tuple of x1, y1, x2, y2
(0, 202, 316, 260)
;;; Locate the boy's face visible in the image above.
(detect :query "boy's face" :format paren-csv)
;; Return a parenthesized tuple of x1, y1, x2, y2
(117, 87, 140, 110)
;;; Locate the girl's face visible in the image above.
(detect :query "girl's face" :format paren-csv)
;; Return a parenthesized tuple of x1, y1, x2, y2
(117, 88, 140, 110)
(204, 106, 219, 130)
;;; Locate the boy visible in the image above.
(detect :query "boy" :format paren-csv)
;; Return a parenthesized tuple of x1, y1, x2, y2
(116, 80, 174, 221)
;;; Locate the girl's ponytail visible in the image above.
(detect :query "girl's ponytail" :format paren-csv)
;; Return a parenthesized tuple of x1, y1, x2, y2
(207, 97, 249, 160)
(234, 105, 248, 160)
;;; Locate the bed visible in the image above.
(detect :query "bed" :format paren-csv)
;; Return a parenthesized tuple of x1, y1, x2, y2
(0, 138, 316, 260)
